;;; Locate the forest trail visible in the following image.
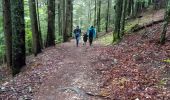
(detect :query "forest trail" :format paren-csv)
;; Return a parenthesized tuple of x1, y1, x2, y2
(33, 41, 106, 100)
(1, 9, 170, 99)
(1, 40, 110, 100)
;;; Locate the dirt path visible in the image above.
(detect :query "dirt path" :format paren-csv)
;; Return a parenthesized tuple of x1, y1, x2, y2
(1, 40, 108, 100)
(32, 40, 105, 100)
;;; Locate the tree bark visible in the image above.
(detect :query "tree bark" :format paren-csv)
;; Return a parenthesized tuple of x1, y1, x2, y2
(62, 0, 66, 41)
(71, 0, 73, 36)
(64, 0, 72, 42)
(160, 0, 170, 44)
(36, 0, 43, 48)
(11, 0, 26, 75)
(113, 0, 123, 41)
(97, 0, 101, 33)
(94, 0, 97, 27)
(121, 0, 128, 36)
(46, 0, 56, 47)
(106, 0, 110, 32)
(58, 0, 62, 36)
(29, 0, 42, 56)
(2, 0, 12, 67)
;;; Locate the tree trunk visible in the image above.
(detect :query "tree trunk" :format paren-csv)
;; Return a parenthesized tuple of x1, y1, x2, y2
(58, 0, 62, 36)
(62, 0, 66, 42)
(131, 0, 135, 17)
(29, 0, 42, 56)
(160, 0, 170, 44)
(88, 0, 92, 25)
(121, 0, 128, 36)
(46, 0, 56, 47)
(64, 0, 72, 42)
(113, 0, 123, 41)
(36, 0, 43, 49)
(2, 0, 12, 67)
(10, 0, 26, 75)
(127, 0, 132, 16)
(71, 0, 73, 36)
(106, 0, 110, 32)
(97, 0, 101, 33)
(94, 0, 97, 27)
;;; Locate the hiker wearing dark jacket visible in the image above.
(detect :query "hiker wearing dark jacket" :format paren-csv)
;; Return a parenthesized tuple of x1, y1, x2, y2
(74, 26, 81, 47)
(88, 26, 96, 46)
(83, 32, 88, 45)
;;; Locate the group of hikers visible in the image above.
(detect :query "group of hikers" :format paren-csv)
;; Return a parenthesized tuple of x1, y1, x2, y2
(73, 26, 96, 47)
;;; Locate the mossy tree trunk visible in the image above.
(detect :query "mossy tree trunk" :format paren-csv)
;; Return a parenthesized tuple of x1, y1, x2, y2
(97, 0, 101, 33)
(160, 0, 170, 44)
(113, 0, 123, 42)
(94, 0, 97, 27)
(29, 0, 42, 56)
(46, 0, 56, 47)
(106, 0, 111, 32)
(64, 0, 73, 41)
(11, 0, 26, 75)
(58, 0, 62, 36)
(121, 0, 128, 36)
(36, 0, 43, 49)
(3, 0, 12, 67)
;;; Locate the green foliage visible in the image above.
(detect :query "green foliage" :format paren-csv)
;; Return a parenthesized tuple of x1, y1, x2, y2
(158, 78, 168, 88)
(97, 33, 114, 45)
(55, 35, 63, 44)
(0, 45, 5, 61)
(0, 15, 4, 64)
(125, 22, 138, 33)
(163, 59, 170, 63)
(25, 25, 33, 55)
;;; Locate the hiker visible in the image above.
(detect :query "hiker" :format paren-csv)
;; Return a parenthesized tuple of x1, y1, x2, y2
(88, 26, 96, 46)
(83, 32, 88, 45)
(74, 26, 81, 47)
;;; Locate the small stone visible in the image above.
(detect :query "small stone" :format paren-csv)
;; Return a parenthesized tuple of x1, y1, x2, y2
(0, 86, 6, 92)
(28, 86, 32, 93)
(111, 59, 118, 65)
(18, 97, 24, 100)
(133, 54, 143, 62)
(11, 87, 15, 92)
(135, 98, 139, 100)
(2, 82, 9, 86)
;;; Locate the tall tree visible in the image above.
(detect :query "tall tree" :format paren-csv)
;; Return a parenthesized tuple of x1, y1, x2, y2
(29, 0, 42, 56)
(10, 0, 26, 75)
(64, 0, 73, 42)
(46, 0, 56, 47)
(62, 0, 66, 42)
(113, 0, 123, 42)
(58, 0, 62, 36)
(160, 0, 170, 44)
(97, 0, 101, 33)
(127, 0, 132, 16)
(106, 0, 111, 32)
(70, 0, 73, 36)
(87, 0, 92, 25)
(94, 0, 97, 27)
(121, 0, 128, 36)
(36, 0, 43, 48)
(2, 0, 12, 67)
(131, 0, 135, 17)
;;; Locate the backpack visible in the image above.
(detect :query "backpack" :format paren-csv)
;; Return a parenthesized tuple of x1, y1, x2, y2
(75, 29, 80, 37)
(89, 29, 94, 38)
(75, 32, 79, 37)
